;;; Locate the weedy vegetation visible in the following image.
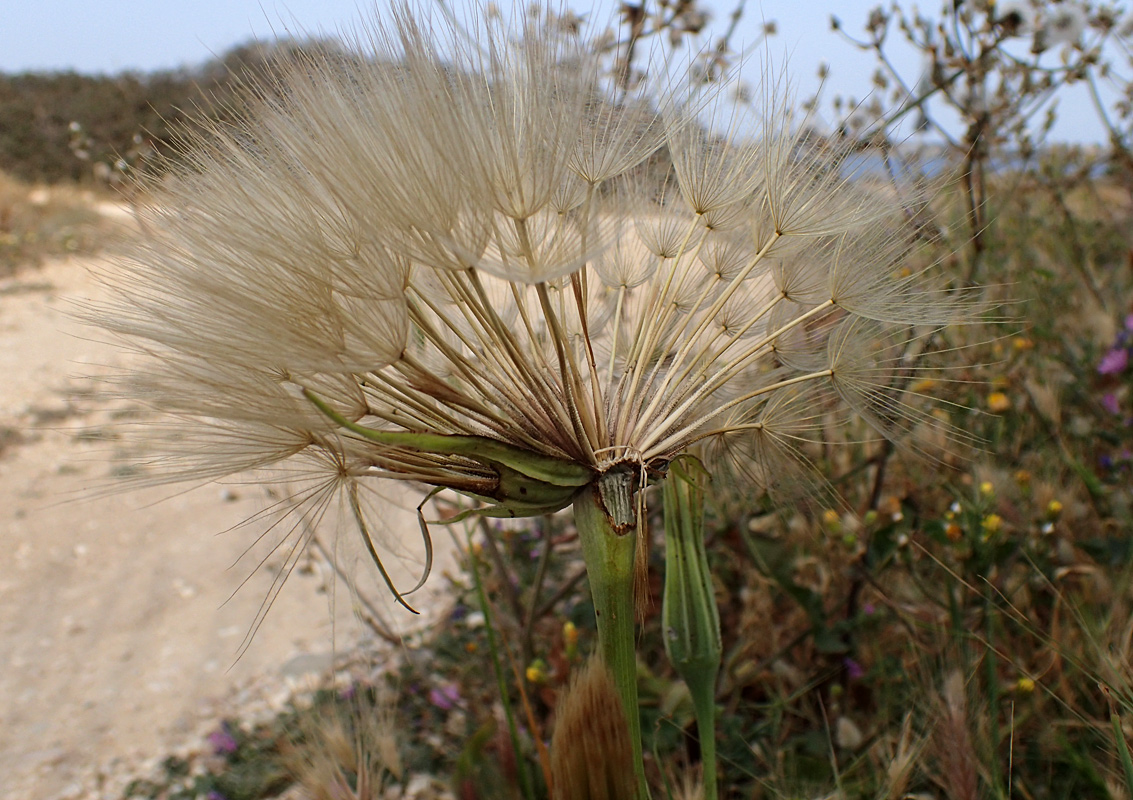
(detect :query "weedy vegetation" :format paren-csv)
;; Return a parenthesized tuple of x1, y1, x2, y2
(0, 171, 114, 277)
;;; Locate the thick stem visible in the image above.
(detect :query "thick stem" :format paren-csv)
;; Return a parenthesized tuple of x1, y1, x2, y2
(573, 474, 650, 799)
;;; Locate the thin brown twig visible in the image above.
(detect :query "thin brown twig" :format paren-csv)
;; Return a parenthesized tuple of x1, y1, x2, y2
(535, 566, 589, 620)
(478, 517, 526, 625)
(522, 515, 555, 667)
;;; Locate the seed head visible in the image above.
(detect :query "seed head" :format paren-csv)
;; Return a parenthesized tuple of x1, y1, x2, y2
(90, 3, 972, 601)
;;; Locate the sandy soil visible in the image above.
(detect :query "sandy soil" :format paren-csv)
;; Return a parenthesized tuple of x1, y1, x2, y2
(0, 246, 449, 799)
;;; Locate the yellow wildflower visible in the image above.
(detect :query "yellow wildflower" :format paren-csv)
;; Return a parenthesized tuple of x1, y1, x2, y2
(526, 659, 549, 685)
(563, 621, 579, 661)
(988, 392, 1011, 413)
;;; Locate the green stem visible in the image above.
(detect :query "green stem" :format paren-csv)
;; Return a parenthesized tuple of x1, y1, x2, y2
(1111, 706, 1133, 797)
(466, 527, 535, 800)
(573, 474, 650, 799)
(688, 673, 718, 799)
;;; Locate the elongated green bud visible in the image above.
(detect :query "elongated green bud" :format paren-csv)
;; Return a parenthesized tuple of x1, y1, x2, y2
(661, 459, 721, 798)
(662, 461, 721, 678)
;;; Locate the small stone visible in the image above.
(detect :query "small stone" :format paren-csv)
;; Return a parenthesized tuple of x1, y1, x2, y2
(835, 715, 864, 749)
(281, 652, 333, 679)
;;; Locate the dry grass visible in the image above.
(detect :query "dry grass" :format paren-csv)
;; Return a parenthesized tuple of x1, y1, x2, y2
(0, 171, 123, 277)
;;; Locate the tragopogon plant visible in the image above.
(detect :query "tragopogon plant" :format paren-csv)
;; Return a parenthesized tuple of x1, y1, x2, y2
(93, 4, 971, 795)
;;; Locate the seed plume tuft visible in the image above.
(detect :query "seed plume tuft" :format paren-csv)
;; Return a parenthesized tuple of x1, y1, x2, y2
(89, 2, 974, 604)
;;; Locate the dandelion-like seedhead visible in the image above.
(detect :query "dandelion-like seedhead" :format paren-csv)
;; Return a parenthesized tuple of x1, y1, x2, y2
(92, 3, 972, 605)
(1036, 4, 1088, 49)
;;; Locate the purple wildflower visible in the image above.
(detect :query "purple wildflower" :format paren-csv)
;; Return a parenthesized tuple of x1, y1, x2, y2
(1099, 347, 1129, 375)
(429, 683, 461, 711)
(1125, 314, 1133, 332)
(843, 657, 865, 680)
(1102, 393, 1122, 415)
(207, 721, 239, 756)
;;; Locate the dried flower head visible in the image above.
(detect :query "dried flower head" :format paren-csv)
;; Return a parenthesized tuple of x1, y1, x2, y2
(1035, 3, 1088, 50)
(91, 3, 972, 608)
(994, 0, 1036, 37)
(282, 689, 402, 800)
(550, 656, 635, 800)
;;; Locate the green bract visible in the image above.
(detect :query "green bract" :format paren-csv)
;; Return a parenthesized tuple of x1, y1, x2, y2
(662, 459, 722, 797)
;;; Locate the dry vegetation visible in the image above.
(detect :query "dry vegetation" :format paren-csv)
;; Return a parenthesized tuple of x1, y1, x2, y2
(0, 172, 116, 277)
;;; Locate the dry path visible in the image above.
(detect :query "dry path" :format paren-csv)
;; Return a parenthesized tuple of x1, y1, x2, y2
(0, 253, 443, 799)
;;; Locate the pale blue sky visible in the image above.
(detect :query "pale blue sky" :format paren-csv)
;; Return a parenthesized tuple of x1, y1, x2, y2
(0, 1, 1122, 143)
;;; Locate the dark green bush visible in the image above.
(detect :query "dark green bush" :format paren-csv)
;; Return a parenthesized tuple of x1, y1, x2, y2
(0, 38, 346, 184)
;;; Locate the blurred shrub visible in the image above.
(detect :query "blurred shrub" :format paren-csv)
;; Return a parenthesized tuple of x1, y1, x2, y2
(0, 38, 347, 185)
(0, 171, 109, 276)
